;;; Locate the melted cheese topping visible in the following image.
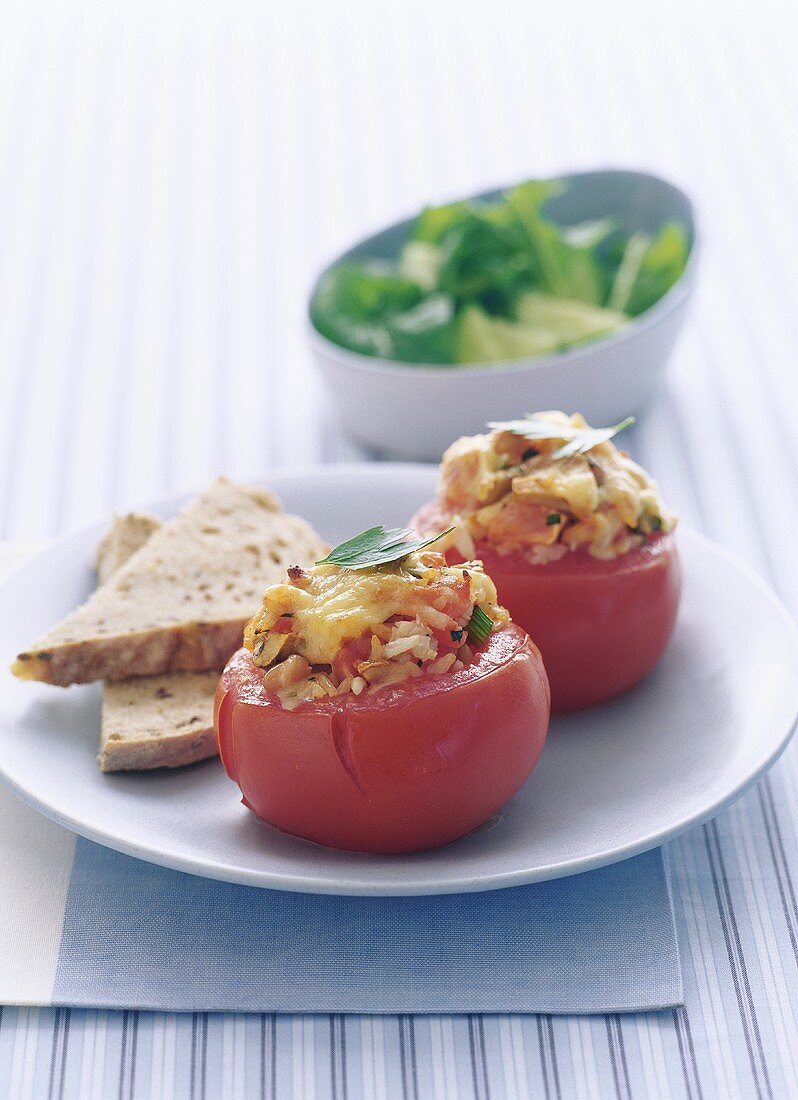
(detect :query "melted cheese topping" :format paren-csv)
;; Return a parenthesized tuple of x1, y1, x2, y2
(243, 551, 508, 706)
(437, 411, 676, 562)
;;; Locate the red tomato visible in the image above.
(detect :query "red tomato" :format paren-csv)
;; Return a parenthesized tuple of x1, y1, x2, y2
(214, 624, 550, 854)
(412, 501, 681, 713)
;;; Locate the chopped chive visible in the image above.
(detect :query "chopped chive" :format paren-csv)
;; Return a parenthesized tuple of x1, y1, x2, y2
(466, 605, 493, 646)
(546, 513, 561, 526)
(450, 629, 464, 642)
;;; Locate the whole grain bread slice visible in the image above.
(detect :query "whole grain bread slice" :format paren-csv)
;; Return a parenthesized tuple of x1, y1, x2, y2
(95, 511, 162, 584)
(100, 671, 220, 772)
(12, 477, 327, 686)
(94, 513, 217, 771)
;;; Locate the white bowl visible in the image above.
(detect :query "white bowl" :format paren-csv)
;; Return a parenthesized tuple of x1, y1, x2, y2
(307, 168, 698, 461)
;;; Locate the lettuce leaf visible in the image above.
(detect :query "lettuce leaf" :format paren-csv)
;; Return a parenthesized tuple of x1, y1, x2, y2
(505, 181, 605, 305)
(515, 292, 627, 345)
(434, 208, 534, 312)
(385, 294, 457, 364)
(609, 223, 690, 316)
(310, 180, 690, 364)
(412, 201, 472, 244)
(312, 263, 423, 324)
(311, 264, 455, 362)
(455, 304, 563, 363)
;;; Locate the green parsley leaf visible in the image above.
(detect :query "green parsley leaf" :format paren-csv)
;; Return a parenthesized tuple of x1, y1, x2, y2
(466, 605, 493, 646)
(316, 525, 453, 571)
(546, 513, 561, 525)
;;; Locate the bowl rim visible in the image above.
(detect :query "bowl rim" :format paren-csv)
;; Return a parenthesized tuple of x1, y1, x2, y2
(306, 165, 699, 379)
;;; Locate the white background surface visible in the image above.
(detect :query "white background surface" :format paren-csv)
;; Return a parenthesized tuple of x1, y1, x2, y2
(3, 1, 798, 1097)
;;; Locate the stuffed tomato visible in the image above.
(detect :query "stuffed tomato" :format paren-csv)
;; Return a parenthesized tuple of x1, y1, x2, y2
(215, 533, 550, 854)
(411, 412, 681, 713)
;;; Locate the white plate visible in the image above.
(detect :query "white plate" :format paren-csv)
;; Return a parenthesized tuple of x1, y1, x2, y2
(1, 465, 797, 896)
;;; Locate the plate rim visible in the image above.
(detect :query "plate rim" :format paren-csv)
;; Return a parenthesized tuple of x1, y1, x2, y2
(1, 463, 797, 896)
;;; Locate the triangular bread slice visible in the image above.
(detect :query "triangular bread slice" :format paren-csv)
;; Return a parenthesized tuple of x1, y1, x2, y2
(95, 511, 162, 584)
(94, 513, 218, 771)
(12, 477, 327, 686)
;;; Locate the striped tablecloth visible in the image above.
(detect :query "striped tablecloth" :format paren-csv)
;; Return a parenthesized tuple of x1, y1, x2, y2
(2, 1, 798, 1096)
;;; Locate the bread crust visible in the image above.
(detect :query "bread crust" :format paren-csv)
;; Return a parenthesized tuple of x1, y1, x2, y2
(14, 620, 246, 686)
(12, 477, 327, 687)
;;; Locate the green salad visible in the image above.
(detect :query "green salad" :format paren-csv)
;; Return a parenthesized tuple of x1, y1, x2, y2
(310, 178, 690, 366)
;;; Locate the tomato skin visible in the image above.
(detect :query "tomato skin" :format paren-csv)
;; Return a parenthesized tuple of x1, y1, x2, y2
(412, 501, 681, 713)
(214, 625, 550, 854)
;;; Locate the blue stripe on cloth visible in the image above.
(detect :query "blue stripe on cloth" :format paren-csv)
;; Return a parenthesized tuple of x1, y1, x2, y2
(50, 838, 682, 1015)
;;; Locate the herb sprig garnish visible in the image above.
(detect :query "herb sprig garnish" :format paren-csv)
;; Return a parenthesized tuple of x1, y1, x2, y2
(551, 417, 636, 459)
(487, 415, 582, 442)
(317, 525, 453, 571)
(486, 414, 635, 459)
